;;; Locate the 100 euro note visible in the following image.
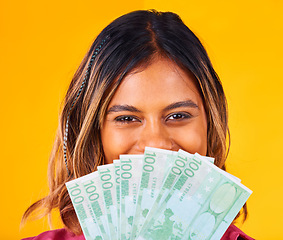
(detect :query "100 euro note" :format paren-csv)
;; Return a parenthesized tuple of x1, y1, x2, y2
(98, 164, 119, 239)
(137, 150, 252, 240)
(139, 149, 216, 230)
(138, 150, 199, 229)
(66, 148, 252, 240)
(131, 147, 178, 239)
(79, 171, 111, 240)
(66, 175, 103, 240)
(120, 155, 143, 240)
(113, 160, 121, 239)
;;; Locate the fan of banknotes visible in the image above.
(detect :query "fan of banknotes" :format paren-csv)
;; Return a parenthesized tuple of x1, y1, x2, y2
(66, 147, 252, 240)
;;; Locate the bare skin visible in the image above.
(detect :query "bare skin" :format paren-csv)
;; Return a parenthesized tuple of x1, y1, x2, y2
(101, 57, 207, 164)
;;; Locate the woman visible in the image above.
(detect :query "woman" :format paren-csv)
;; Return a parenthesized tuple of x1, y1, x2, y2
(22, 10, 253, 240)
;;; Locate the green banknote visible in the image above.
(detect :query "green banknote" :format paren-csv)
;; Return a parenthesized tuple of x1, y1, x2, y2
(139, 149, 195, 228)
(131, 147, 178, 239)
(137, 150, 252, 240)
(120, 155, 143, 240)
(66, 147, 252, 240)
(98, 164, 118, 239)
(80, 172, 111, 240)
(113, 160, 121, 239)
(66, 175, 103, 240)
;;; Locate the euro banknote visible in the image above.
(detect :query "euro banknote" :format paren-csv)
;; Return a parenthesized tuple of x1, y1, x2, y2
(137, 150, 252, 240)
(113, 160, 121, 239)
(120, 154, 143, 240)
(98, 164, 118, 239)
(131, 147, 178, 239)
(66, 174, 104, 240)
(66, 148, 252, 240)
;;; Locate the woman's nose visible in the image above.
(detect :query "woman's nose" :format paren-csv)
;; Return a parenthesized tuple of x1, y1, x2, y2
(137, 121, 173, 151)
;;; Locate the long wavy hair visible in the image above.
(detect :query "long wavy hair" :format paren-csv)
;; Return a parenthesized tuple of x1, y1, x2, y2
(22, 9, 247, 234)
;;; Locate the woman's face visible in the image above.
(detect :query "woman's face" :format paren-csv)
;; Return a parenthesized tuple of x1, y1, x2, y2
(101, 57, 207, 164)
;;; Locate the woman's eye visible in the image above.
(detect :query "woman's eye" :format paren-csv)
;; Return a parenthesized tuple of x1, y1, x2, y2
(114, 115, 140, 123)
(166, 112, 192, 121)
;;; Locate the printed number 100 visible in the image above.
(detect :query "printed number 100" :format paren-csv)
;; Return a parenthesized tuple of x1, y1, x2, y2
(68, 183, 84, 204)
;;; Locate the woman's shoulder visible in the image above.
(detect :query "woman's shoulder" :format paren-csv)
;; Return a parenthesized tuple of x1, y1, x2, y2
(221, 224, 254, 240)
(21, 228, 85, 240)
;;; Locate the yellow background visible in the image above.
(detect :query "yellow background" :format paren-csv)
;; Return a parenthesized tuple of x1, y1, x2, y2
(1, 0, 282, 239)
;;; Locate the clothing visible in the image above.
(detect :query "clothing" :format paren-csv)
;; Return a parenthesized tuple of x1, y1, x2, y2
(22, 224, 254, 240)
(221, 225, 254, 240)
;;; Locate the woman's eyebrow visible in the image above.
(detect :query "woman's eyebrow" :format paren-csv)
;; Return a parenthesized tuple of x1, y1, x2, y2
(107, 104, 141, 114)
(164, 100, 199, 111)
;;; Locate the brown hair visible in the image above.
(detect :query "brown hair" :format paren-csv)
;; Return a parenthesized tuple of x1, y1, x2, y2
(22, 9, 247, 234)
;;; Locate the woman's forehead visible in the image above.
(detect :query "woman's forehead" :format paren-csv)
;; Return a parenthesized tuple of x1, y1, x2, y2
(108, 58, 204, 109)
